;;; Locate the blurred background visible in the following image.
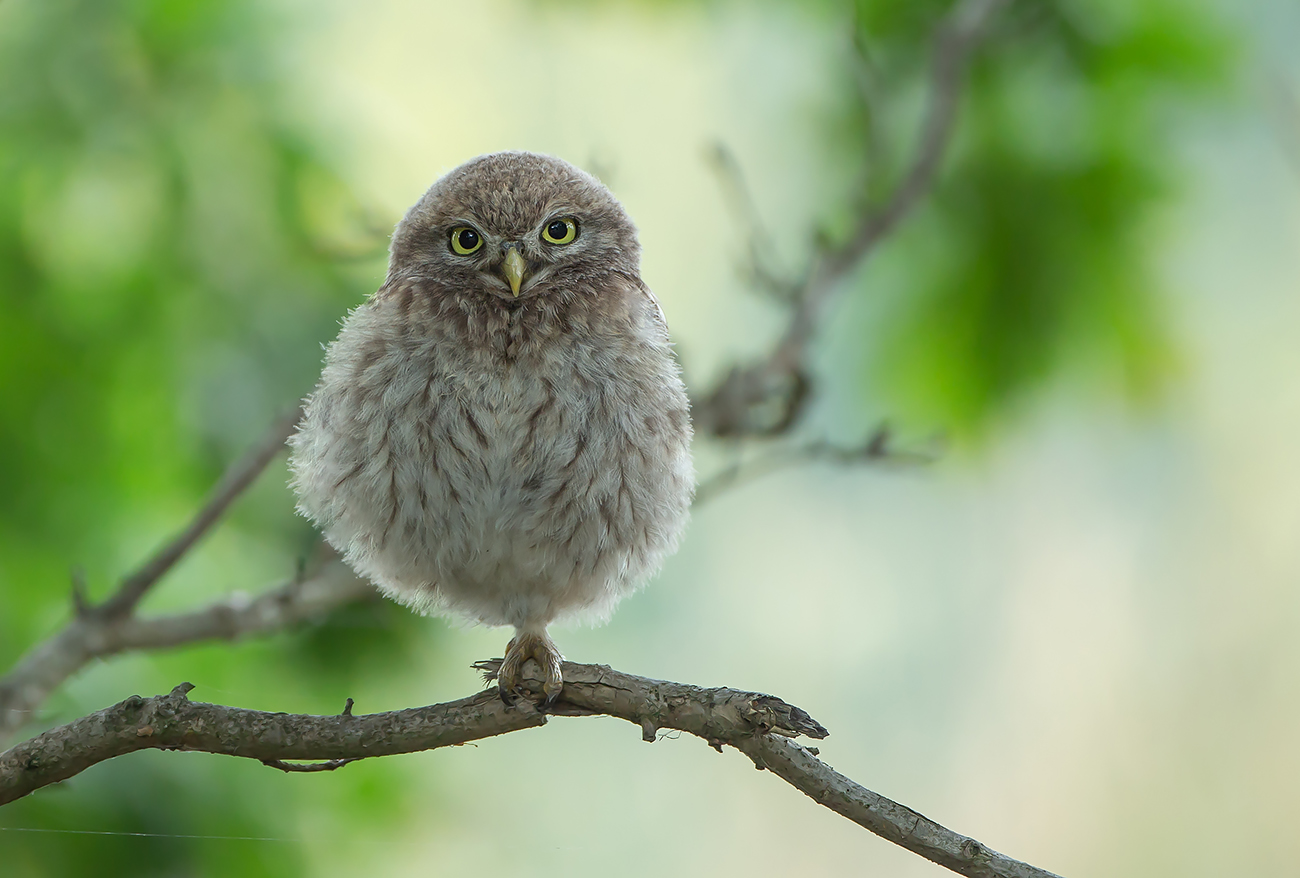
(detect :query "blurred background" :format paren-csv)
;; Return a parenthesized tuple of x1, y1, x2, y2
(1, 0, 1297, 875)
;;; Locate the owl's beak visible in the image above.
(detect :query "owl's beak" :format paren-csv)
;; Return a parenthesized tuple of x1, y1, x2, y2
(501, 246, 527, 297)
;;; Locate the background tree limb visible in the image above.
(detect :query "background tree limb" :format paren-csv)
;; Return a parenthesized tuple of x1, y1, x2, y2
(694, 0, 1008, 438)
(1, 662, 1063, 878)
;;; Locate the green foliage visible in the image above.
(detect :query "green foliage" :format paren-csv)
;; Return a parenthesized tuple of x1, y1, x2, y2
(0, 0, 405, 870)
(847, 0, 1231, 433)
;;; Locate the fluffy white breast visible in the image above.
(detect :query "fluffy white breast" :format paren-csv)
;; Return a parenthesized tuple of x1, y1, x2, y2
(289, 279, 693, 631)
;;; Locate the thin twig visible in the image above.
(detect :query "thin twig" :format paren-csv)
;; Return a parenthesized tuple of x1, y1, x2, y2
(692, 426, 940, 507)
(0, 663, 1063, 878)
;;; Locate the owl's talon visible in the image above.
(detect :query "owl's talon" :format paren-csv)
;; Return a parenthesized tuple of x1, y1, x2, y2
(497, 630, 564, 707)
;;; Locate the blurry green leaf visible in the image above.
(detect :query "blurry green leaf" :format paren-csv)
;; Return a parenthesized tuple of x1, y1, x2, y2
(857, 0, 1230, 435)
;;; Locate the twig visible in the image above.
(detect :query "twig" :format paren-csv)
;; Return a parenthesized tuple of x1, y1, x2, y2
(694, 0, 1008, 438)
(96, 406, 303, 619)
(692, 425, 940, 507)
(0, 663, 1062, 878)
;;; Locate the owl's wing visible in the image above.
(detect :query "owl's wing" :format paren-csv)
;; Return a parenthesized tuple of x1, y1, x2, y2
(616, 270, 671, 336)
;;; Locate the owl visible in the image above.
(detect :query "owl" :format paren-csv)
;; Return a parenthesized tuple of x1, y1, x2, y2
(288, 152, 694, 704)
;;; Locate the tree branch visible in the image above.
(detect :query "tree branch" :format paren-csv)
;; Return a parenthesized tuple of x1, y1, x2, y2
(0, 560, 373, 743)
(0, 405, 331, 744)
(0, 662, 1063, 878)
(693, 425, 940, 507)
(694, 0, 1008, 438)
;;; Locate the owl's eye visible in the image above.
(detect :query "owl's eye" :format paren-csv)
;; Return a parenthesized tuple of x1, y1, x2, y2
(449, 226, 483, 255)
(541, 217, 578, 245)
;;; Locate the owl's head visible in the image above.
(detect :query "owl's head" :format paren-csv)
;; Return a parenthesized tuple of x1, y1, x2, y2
(387, 152, 640, 302)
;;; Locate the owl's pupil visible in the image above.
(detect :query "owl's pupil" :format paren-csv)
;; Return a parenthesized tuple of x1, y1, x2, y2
(457, 229, 478, 250)
(548, 221, 567, 239)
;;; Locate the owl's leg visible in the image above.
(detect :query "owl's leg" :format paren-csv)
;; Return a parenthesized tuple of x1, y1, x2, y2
(498, 628, 564, 707)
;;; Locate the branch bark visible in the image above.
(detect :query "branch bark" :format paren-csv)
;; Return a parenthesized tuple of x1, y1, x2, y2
(0, 662, 1063, 878)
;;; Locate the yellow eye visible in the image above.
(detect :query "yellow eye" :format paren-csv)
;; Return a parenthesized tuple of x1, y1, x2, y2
(450, 226, 483, 255)
(541, 217, 577, 245)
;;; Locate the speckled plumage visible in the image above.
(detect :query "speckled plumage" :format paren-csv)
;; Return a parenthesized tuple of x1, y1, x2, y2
(288, 152, 693, 699)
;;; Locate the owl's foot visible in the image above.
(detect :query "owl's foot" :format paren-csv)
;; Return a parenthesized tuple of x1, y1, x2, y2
(498, 630, 564, 708)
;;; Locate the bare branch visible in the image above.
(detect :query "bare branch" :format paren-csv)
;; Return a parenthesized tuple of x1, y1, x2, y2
(0, 663, 1062, 878)
(96, 407, 303, 620)
(735, 734, 1062, 878)
(692, 425, 940, 507)
(106, 559, 374, 653)
(0, 681, 544, 805)
(0, 407, 383, 746)
(0, 560, 374, 744)
(695, 0, 1008, 438)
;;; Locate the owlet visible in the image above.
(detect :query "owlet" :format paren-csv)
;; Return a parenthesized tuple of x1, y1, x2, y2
(289, 151, 694, 703)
